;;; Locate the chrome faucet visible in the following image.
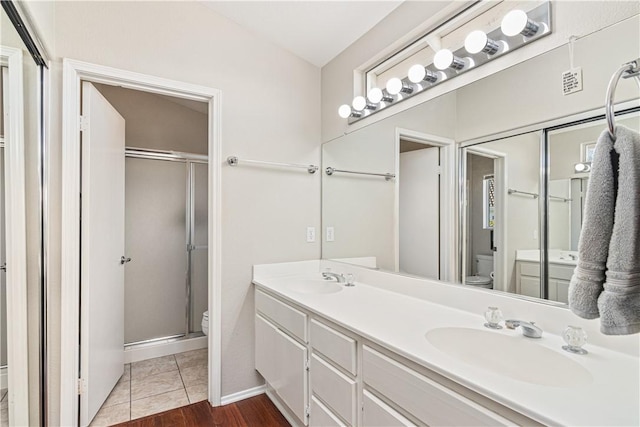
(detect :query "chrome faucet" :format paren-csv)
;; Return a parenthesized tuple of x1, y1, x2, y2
(322, 271, 346, 283)
(505, 320, 543, 338)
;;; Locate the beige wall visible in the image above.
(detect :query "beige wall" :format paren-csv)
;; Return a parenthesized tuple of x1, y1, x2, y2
(93, 84, 208, 154)
(322, 92, 456, 271)
(32, 1, 321, 424)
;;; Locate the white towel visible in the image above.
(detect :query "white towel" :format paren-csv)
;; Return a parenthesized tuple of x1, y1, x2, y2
(569, 125, 640, 335)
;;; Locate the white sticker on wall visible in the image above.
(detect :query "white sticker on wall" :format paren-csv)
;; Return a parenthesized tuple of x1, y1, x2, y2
(562, 67, 583, 95)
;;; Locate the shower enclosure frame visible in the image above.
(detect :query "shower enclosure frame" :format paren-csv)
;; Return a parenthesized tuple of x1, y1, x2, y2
(123, 147, 208, 348)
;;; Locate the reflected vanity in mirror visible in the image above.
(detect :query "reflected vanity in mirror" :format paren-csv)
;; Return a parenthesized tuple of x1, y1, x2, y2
(322, 13, 639, 306)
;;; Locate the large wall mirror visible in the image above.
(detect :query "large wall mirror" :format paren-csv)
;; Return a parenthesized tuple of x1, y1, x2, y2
(1, 1, 47, 425)
(322, 13, 639, 306)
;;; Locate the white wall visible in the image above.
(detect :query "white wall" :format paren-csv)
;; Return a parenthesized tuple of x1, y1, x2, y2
(37, 2, 320, 424)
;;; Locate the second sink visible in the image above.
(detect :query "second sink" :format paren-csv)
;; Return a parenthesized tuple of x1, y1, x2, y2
(425, 327, 593, 388)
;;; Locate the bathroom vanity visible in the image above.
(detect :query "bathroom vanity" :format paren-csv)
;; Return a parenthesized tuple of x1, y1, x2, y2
(253, 261, 639, 427)
(515, 250, 578, 303)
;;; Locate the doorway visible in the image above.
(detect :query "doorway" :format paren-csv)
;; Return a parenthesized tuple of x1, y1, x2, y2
(60, 60, 222, 427)
(393, 128, 456, 281)
(398, 140, 441, 279)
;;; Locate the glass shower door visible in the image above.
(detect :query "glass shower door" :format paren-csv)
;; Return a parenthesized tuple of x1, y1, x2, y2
(124, 157, 188, 344)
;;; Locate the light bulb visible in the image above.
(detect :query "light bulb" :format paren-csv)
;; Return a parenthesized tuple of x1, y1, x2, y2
(386, 77, 413, 95)
(338, 104, 352, 118)
(352, 96, 367, 111)
(434, 49, 465, 71)
(408, 65, 426, 83)
(367, 88, 383, 104)
(408, 64, 438, 84)
(464, 30, 500, 55)
(368, 87, 393, 104)
(386, 77, 403, 95)
(501, 10, 539, 37)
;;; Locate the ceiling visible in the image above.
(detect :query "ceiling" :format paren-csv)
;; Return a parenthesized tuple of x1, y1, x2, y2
(201, 1, 404, 67)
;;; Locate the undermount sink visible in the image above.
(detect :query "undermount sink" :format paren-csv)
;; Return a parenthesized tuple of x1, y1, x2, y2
(283, 277, 344, 294)
(425, 327, 593, 388)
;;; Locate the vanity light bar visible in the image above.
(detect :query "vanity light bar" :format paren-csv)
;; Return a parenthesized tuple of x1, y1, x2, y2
(339, 2, 551, 123)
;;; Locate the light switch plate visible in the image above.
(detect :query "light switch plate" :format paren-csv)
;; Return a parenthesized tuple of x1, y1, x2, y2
(326, 227, 335, 242)
(306, 227, 316, 243)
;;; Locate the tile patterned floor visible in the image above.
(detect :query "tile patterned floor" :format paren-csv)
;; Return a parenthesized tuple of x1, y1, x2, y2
(89, 348, 208, 426)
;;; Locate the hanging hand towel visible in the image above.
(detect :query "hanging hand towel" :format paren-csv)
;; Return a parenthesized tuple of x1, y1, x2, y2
(569, 125, 640, 335)
(598, 125, 640, 335)
(569, 128, 617, 320)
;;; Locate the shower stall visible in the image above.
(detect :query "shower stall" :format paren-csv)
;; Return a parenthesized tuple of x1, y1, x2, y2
(123, 148, 208, 348)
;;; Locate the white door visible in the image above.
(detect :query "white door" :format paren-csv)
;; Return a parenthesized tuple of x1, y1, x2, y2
(399, 147, 440, 279)
(80, 82, 126, 426)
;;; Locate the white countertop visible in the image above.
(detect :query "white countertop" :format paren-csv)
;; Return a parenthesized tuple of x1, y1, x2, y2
(516, 249, 579, 266)
(253, 266, 639, 426)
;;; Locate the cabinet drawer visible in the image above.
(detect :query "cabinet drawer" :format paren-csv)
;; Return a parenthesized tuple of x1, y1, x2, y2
(255, 314, 308, 425)
(363, 346, 511, 426)
(363, 390, 415, 427)
(310, 319, 357, 375)
(519, 262, 540, 277)
(310, 396, 345, 427)
(311, 354, 357, 426)
(255, 289, 307, 342)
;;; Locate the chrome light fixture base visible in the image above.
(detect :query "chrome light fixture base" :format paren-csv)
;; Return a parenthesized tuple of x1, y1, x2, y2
(345, 1, 551, 124)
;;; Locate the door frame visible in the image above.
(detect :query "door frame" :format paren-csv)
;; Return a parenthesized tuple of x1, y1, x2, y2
(393, 128, 456, 281)
(462, 146, 508, 292)
(0, 45, 30, 427)
(60, 59, 222, 425)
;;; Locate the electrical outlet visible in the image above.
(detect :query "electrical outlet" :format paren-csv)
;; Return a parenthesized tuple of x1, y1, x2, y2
(326, 226, 335, 242)
(306, 227, 316, 243)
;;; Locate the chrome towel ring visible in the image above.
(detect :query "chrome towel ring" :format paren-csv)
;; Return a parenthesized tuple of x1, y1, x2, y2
(605, 58, 640, 140)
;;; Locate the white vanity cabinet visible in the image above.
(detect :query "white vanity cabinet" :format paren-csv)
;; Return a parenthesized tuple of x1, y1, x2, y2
(516, 261, 573, 303)
(254, 286, 534, 427)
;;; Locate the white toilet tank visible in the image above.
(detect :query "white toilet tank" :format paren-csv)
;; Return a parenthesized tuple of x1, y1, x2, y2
(465, 254, 493, 289)
(476, 254, 494, 277)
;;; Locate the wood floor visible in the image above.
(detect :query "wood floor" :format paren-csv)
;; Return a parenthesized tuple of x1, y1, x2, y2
(113, 394, 290, 427)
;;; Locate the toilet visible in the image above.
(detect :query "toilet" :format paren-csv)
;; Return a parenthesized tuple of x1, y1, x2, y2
(201, 311, 209, 335)
(465, 254, 493, 289)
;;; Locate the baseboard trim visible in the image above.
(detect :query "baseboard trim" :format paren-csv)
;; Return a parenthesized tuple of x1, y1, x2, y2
(124, 336, 207, 364)
(220, 384, 266, 406)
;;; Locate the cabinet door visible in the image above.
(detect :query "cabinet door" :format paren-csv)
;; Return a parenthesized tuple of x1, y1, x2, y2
(555, 279, 570, 304)
(520, 276, 540, 298)
(256, 314, 309, 425)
